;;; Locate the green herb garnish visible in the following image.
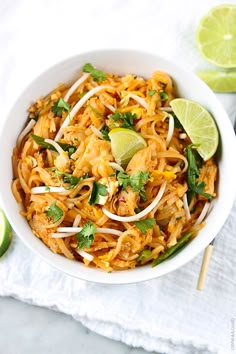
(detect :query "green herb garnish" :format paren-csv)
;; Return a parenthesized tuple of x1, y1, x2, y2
(88, 182, 108, 205)
(52, 169, 88, 190)
(110, 110, 137, 130)
(148, 90, 157, 97)
(76, 221, 96, 249)
(137, 249, 152, 261)
(46, 201, 63, 223)
(117, 171, 150, 192)
(170, 112, 183, 129)
(31, 134, 76, 157)
(159, 92, 169, 101)
(51, 98, 71, 116)
(83, 63, 106, 82)
(134, 218, 156, 234)
(100, 126, 110, 141)
(185, 145, 212, 202)
(45, 186, 50, 192)
(152, 232, 193, 267)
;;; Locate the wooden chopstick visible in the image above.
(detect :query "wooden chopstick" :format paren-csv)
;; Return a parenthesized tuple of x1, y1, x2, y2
(197, 239, 215, 290)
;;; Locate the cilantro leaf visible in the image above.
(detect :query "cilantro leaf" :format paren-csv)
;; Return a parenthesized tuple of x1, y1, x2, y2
(110, 110, 137, 130)
(52, 169, 88, 190)
(137, 249, 152, 261)
(152, 232, 193, 267)
(185, 145, 212, 201)
(46, 201, 63, 223)
(159, 91, 169, 101)
(134, 218, 156, 234)
(100, 126, 110, 141)
(139, 187, 148, 202)
(83, 63, 106, 82)
(88, 182, 108, 205)
(76, 221, 96, 249)
(117, 172, 130, 190)
(117, 171, 150, 193)
(129, 171, 150, 192)
(148, 90, 157, 97)
(31, 134, 76, 157)
(51, 98, 71, 116)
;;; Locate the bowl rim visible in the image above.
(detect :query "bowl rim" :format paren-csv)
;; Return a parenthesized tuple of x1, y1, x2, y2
(1, 48, 236, 284)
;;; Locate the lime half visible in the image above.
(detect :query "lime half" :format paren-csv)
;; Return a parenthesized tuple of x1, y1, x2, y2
(197, 70, 236, 92)
(109, 128, 147, 166)
(0, 209, 12, 257)
(196, 5, 236, 68)
(170, 99, 219, 161)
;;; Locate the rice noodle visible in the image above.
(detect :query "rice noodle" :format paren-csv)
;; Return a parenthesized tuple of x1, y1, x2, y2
(102, 181, 167, 222)
(183, 193, 191, 221)
(109, 162, 125, 172)
(64, 73, 90, 102)
(31, 186, 67, 194)
(45, 139, 64, 154)
(55, 85, 115, 141)
(17, 120, 36, 147)
(90, 125, 103, 139)
(194, 202, 210, 226)
(51, 232, 77, 238)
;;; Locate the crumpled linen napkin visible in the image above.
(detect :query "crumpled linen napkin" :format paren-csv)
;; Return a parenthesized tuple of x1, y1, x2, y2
(0, 0, 236, 353)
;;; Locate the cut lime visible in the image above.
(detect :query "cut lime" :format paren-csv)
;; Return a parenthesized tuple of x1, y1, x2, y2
(170, 99, 219, 161)
(0, 209, 12, 257)
(196, 5, 236, 68)
(197, 70, 236, 92)
(109, 128, 147, 166)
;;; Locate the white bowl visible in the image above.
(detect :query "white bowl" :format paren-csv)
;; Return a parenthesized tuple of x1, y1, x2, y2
(1, 49, 236, 284)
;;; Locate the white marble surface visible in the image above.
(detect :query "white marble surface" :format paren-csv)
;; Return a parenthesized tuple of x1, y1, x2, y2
(0, 297, 158, 354)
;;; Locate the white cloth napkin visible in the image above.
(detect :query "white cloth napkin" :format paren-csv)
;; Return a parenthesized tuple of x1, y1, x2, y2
(0, 0, 236, 353)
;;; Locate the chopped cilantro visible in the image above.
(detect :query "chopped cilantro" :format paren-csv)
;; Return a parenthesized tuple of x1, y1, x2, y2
(52, 169, 87, 190)
(185, 145, 212, 202)
(137, 249, 152, 261)
(51, 98, 71, 116)
(76, 221, 96, 249)
(83, 63, 106, 82)
(134, 218, 156, 234)
(45, 186, 50, 192)
(88, 182, 108, 205)
(110, 110, 137, 130)
(117, 171, 150, 192)
(100, 126, 110, 141)
(148, 90, 157, 97)
(46, 201, 63, 223)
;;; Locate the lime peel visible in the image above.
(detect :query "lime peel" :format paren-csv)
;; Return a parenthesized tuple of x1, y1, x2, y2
(0, 209, 12, 257)
(196, 4, 236, 68)
(170, 98, 219, 161)
(108, 128, 147, 167)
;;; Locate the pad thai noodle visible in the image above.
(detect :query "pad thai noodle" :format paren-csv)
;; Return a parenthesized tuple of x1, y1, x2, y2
(12, 64, 218, 272)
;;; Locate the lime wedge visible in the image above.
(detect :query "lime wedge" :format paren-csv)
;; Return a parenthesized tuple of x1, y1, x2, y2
(170, 99, 219, 161)
(197, 70, 236, 92)
(0, 209, 12, 257)
(196, 4, 236, 68)
(109, 128, 147, 166)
